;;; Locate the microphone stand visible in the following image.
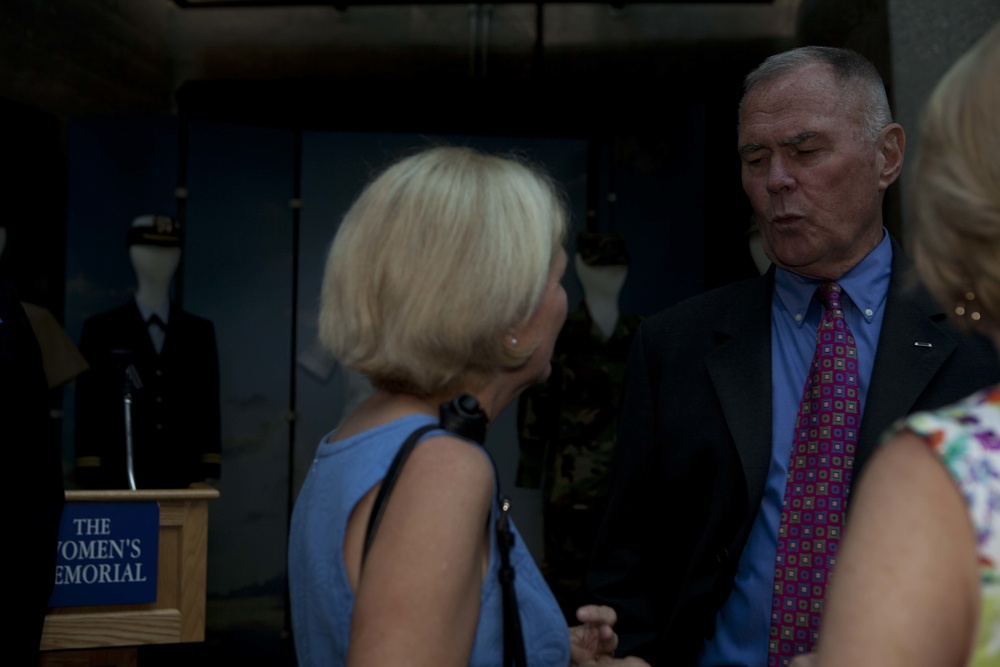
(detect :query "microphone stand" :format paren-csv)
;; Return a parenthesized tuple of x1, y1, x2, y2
(123, 364, 143, 490)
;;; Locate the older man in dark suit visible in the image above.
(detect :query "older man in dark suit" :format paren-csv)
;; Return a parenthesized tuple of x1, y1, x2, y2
(587, 46, 1000, 667)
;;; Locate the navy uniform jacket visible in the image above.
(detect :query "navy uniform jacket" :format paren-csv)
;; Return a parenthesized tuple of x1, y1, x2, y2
(75, 299, 221, 489)
(586, 244, 1000, 666)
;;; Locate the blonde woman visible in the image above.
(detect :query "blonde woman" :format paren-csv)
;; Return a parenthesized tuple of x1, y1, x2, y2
(288, 147, 648, 667)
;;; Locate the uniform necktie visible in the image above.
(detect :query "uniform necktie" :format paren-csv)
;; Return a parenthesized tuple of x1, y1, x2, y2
(768, 282, 858, 666)
(146, 314, 167, 355)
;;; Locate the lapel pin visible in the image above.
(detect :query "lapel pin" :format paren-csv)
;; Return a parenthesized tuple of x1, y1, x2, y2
(914, 341, 933, 348)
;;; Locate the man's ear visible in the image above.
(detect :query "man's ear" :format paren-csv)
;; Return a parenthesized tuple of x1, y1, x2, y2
(878, 123, 906, 191)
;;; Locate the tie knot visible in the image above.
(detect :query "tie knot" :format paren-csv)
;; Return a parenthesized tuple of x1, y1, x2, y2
(147, 314, 167, 330)
(818, 282, 844, 313)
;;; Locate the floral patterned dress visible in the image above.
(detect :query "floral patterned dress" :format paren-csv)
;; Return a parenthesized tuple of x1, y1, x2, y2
(893, 384, 999, 666)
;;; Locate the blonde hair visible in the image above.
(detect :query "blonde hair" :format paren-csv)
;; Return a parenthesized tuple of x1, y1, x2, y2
(319, 146, 567, 397)
(911, 23, 1000, 332)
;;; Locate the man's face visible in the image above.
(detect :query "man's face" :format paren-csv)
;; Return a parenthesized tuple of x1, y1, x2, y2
(738, 63, 902, 281)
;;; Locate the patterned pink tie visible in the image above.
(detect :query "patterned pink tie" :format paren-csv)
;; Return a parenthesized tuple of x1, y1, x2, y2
(768, 282, 858, 666)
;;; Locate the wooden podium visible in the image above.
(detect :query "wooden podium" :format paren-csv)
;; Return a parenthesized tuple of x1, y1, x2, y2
(40, 484, 219, 666)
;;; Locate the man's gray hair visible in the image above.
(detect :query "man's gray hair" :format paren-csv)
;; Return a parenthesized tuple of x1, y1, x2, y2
(739, 46, 893, 143)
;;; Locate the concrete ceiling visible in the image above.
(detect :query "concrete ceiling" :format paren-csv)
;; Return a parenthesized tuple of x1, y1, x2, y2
(1, 1, 804, 119)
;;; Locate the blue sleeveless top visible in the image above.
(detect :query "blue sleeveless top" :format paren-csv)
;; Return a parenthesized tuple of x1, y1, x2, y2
(288, 414, 570, 667)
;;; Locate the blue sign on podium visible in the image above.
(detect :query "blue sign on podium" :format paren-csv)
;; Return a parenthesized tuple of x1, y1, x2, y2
(49, 502, 159, 607)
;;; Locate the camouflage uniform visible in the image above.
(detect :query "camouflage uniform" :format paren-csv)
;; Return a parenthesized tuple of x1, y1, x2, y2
(517, 302, 640, 618)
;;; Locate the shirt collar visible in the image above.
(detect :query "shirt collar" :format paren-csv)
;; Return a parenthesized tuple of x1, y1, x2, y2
(773, 229, 892, 328)
(134, 296, 170, 326)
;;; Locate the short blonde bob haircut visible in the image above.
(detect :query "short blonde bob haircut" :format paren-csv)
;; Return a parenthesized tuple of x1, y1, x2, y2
(319, 146, 567, 398)
(911, 23, 1000, 332)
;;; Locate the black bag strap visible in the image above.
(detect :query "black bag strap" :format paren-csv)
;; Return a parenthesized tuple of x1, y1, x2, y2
(361, 423, 438, 563)
(360, 394, 527, 667)
(497, 496, 528, 667)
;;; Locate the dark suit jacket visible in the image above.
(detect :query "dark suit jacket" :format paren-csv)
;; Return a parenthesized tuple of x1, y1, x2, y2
(75, 299, 221, 489)
(586, 244, 1000, 666)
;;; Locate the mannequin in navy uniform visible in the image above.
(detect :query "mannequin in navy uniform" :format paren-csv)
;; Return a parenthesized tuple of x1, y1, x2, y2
(75, 215, 221, 489)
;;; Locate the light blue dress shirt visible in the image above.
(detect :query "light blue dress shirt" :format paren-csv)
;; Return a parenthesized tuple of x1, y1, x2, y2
(698, 231, 892, 666)
(134, 297, 170, 355)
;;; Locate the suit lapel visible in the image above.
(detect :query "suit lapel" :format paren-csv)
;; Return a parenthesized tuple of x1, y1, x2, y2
(699, 244, 959, 533)
(856, 244, 955, 472)
(706, 274, 774, 515)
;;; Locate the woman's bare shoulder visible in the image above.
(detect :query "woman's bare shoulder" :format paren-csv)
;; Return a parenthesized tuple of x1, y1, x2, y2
(347, 432, 495, 667)
(408, 432, 495, 480)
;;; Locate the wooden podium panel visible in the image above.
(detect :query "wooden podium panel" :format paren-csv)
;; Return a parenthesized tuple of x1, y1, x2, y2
(40, 485, 218, 659)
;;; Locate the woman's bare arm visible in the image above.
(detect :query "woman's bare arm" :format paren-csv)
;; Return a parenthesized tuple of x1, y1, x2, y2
(345, 434, 495, 667)
(802, 432, 980, 667)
